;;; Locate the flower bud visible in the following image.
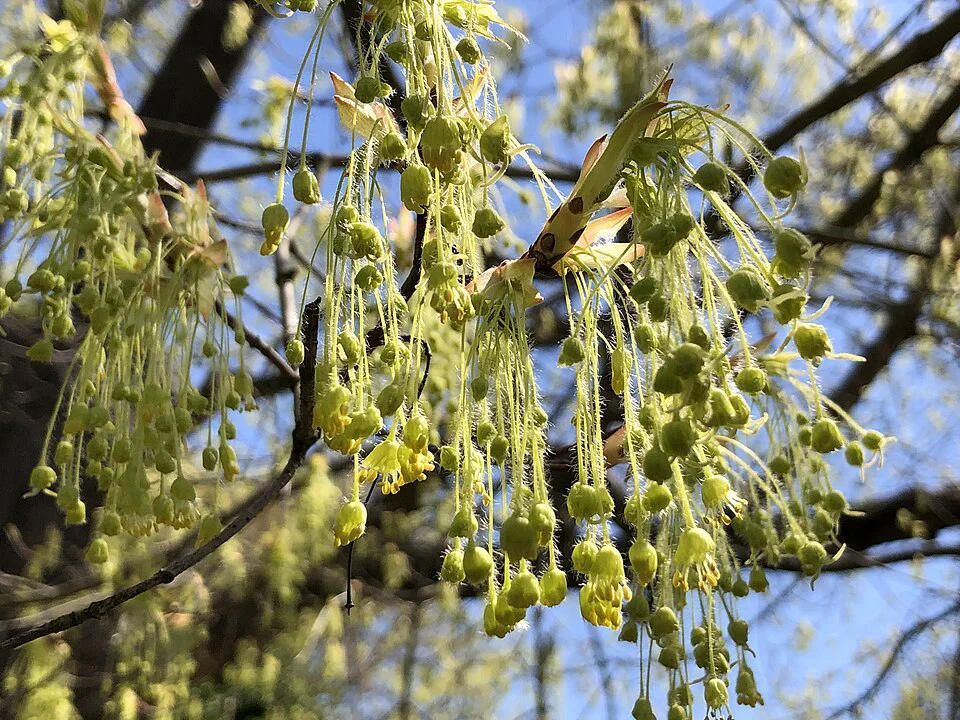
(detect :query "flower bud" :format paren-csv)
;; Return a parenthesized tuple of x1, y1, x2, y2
(441, 548, 466, 583)
(794, 323, 831, 360)
(728, 618, 749, 646)
(763, 155, 806, 199)
(448, 507, 479, 538)
(670, 343, 705, 378)
(85, 538, 109, 564)
(401, 93, 435, 131)
(30, 464, 56, 491)
(567, 482, 602, 522)
(463, 542, 494, 584)
(658, 645, 683, 669)
(472, 207, 504, 238)
(692, 161, 729, 193)
(862, 430, 884, 452)
(285, 339, 305, 367)
(500, 513, 539, 561)
(660, 419, 695, 458)
(400, 164, 431, 212)
(193, 513, 221, 547)
(376, 383, 405, 417)
(704, 678, 728, 710)
(642, 449, 673, 483)
(440, 204, 462, 233)
(649, 606, 679, 638)
(811, 418, 844, 453)
(354, 75, 381, 103)
(629, 276, 660, 305)
(379, 131, 406, 162)
(293, 167, 321, 204)
(726, 266, 770, 313)
(456, 37, 482, 64)
(629, 540, 658, 585)
(540, 567, 567, 607)
(572, 538, 599, 574)
(735, 367, 766, 394)
(421, 116, 464, 175)
(748, 564, 768, 592)
(508, 570, 540, 609)
(260, 202, 289, 255)
(633, 324, 657, 353)
(385, 40, 410, 65)
(480, 115, 511, 164)
(558, 336, 586, 366)
(334, 500, 367, 546)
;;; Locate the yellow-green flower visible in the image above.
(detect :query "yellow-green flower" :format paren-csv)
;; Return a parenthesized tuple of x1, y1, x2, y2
(672, 527, 720, 592)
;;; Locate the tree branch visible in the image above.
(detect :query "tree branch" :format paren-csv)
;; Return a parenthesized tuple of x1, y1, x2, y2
(0, 446, 310, 650)
(824, 596, 960, 720)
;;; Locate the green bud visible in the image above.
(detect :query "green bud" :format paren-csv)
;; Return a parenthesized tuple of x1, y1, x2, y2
(660, 419, 695, 458)
(85, 538, 109, 564)
(292, 167, 321, 204)
(794, 323, 831, 361)
(472, 207, 504, 238)
(764, 155, 806, 199)
(500, 513, 539, 561)
(572, 538, 599, 574)
(726, 266, 770, 313)
(30, 464, 57, 491)
(285, 339, 305, 366)
(260, 202, 289, 255)
(379, 131, 406, 162)
(863, 430, 884, 452)
(456, 36, 482, 64)
(649, 606, 679, 638)
(670, 343, 705, 378)
(558, 336, 586, 366)
(540, 568, 567, 607)
(400, 164, 431, 212)
(643, 449, 673, 483)
(629, 276, 660, 305)
(463, 542, 494, 584)
(354, 75, 381, 104)
(692, 161, 729, 193)
(508, 570, 540, 609)
(480, 115, 512, 164)
(633, 324, 657, 353)
(401, 93, 435, 131)
(642, 481, 673, 512)
(440, 204, 462, 233)
(647, 294, 669, 322)
(811, 418, 844, 454)
(384, 40, 410, 65)
(629, 540, 658, 585)
(448, 507, 479, 538)
(844, 441, 865, 466)
(735, 367, 766, 394)
(441, 548, 466, 583)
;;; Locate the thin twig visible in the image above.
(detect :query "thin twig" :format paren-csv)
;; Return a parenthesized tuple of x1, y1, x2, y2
(0, 448, 310, 651)
(824, 597, 960, 720)
(216, 299, 299, 386)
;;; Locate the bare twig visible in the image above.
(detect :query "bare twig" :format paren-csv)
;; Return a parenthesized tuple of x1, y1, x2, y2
(216, 299, 299, 387)
(824, 597, 960, 720)
(0, 447, 310, 651)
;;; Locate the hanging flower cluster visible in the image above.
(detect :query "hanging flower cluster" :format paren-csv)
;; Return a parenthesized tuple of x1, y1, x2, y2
(261, 3, 893, 716)
(2, 8, 251, 564)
